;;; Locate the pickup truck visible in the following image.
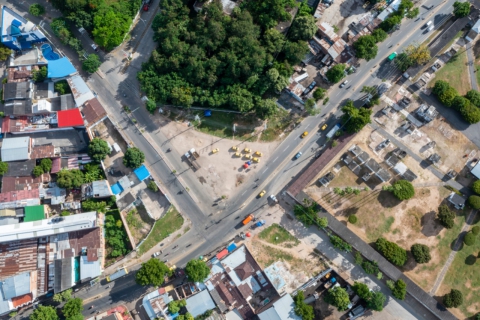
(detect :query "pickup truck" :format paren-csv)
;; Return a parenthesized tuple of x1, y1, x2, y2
(324, 277, 337, 289)
(185, 148, 201, 171)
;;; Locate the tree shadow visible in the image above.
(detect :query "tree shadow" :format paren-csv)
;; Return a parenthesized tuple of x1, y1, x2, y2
(402, 251, 418, 272)
(465, 254, 477, 265)
(451, 231, 465, 252)
(421, 210, 442, 237)
(376, 190, 402, 208)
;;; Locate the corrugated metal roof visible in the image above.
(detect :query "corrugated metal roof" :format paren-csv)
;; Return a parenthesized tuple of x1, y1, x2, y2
(186, 290, 216, 317)
(92, 180, 112, 198)
(23, 205, 45, 222)
(220, 245, 246, 270)
(80, 255, 101, 281)
(57, 109, 84, 127)
(2, 272, 31, 299)
(0, 282, 12, 315)
(66, 75, 94, 107)
(258, 294, 300, 320)
(54, 257, 74, 293)
(1, 136, 30, 162)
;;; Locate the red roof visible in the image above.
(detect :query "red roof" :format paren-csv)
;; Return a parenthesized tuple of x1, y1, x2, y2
(51, 157, 61, 174)
(57, 109, 84, 128)
(0, 189, 39, 202)
(11, 293, 32, 307)
(216, 248, 228, 260)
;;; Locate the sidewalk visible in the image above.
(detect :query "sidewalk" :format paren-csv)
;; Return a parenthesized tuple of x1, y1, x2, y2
(466, 42, 479, 91)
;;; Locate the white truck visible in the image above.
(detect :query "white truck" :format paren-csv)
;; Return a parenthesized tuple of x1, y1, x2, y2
(326, 124, 341, 139)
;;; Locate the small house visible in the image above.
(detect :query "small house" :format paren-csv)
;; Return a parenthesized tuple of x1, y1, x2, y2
(448, 192, 465, 210)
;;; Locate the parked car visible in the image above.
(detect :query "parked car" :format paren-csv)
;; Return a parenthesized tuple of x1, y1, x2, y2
(301, 131, 308, 138)
(295, 152, 303, 159)
(153, 251, 161, 257)
(348, 305, 366, 319)
(340, 80, 348, 88)
(258, 190, 266, 197)
(269, 195, 278, 203)
(143, 3, 149, 11)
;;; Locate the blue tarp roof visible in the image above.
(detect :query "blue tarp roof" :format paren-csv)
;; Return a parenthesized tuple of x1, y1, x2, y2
(227, 242, 236, 252)
(134, 164, 150, 181)
(47, 57, 76, 78)
(111, 183, 123, 195)
(204, 110, 212, 117)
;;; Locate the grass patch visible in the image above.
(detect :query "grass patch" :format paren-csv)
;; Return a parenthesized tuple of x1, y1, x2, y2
(258, 223, 300, 248)
(195, 111, 255, 140)
(255, 243, 295, 267)
(137, 206, 184, 255)
(363, 215, 395, 242)
(433, 48, 470, 95)
(260, 109, 293, 142)
(440, 212, 480, 318)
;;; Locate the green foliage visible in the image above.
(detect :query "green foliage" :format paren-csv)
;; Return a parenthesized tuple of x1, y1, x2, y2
(464, 232, 476, 246)
(66, 315, 84, 320)
(368, 291, 386, 311)
(433, 80, 459, 107)
(469, 195, 480, 209)
(56, 169, 84, 189)
(472, 226, 480, 235)
(437, 204, 455, 229)
(244, 0, 296, 29)
(354, 35, 378, 61)
(352, 282, 371, 300)
(88, 138, 110, 161)
(289, 15, 318, 41)
(148, 180, 159, 192)
(443, 289, 463, 308)
(83, 163, 103, 183)
(146, 100, 157, 114)
(93, 8, 131, 50)
(330, 235, 352, 252)
(32, 66, 47, 82)
(31, 305, 58, 320)
(29, 4, 45, 16)
(82, 54, 101, 73)
(341, 101, 372, 133)
(326, 64, 345, 83)
(460, 102, 480, 124)
(411, 243, 431, 263)
(324, 286, 350, 311)
(185, 259, 210, 282)
(317, 217, 328, 228)
(293, 291, 314, 320)
(406, 7, 419, 19)
(453, 1, 470, 18)
(386, 280, 395, 290)
(348, 214, 357, 224)
(293, 202, 317, 227)
(177, 313, 194, 320)
(61, 211, 71, 216)
(391, 279, 407, 300)
(0, 161, 8, 175)
(54, 80, 72, 95)
(256, 99, 278, 119)
(379, 14, 402, 32)
(361, 260, 379, 274)
(313, 88, 326, 101)
(62, 298, 83, 318)
(195, 310, 214, 320)
(105, 211, 129, 257)
(136, 258, 172, 286)
(466, 90, 480, 108)
(376, 237, 407, 266)
(8, 311, 18, 318)
(395, 52, 414, 72)
(0, 44, 11, 61)
(354, 251, 363, 265)
(391, 180, 415, 200)
(371, 29, 388, 43)
(474, 181, 480, 196)
(283, 41, 309, 64)
(297, 2, 313, 17)
(33, 166, 44, 177)
(40, 158, 53, 173)
(82, 199, 107, 213)
(123, 147, 145, 169)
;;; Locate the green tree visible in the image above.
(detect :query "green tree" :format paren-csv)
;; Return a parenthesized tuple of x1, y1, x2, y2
(168, 300, 181, 314)
(411, 244, 431, 263)
(362, 260, 379, 274)
(0, 44, 12, 61)
(88, 138, 111, 161)
(371, 29, 388, 43)
(66, 315, 84, 320)
(391, 180, 415, 200)
(330, 235, 352, 252)
(256, 99, 278, 119)
(368, 291, 386, 311)
(33, 166, 44, 177)
(466, 90, 480, 107)
(326, 64, 346, 83)
(123, 147, 145, 169)
(464, 232, 476, 246)
(432, 81, 458, 107)
(318, 216, 328, 228)
(313, 88, 326, 101)
(56, 169, 84, 189)
(379, 15, 402, 32)
(263, 28, 285, 55)
(376, 237, 407, 266)
(341, 101, 372, 133)
(245, 0, 296, 29)
(283, 41, 309, 64)
(147, 180, 159, 192)
(146, 99, 157, 114)
(136, 258, 172, 286)
(93, 9, 131, 51)
(81, 199, 107, 213)
(395, 52, 414, 72)
(32, 66, 48, 82)
(82, 54, 101, 73)
(354, 35, 378, 61)
(352, 282, 371, 300)
(324, 286, 350, 311)
(0, 161, 8, 175)
(31, 305, 59, 320)
(289, 15, 318, 41)
(460, 103, 480, 124)
(293, 200, 318, 227)
(62, 298, 83, 318)
(348, 214, 357, 224)
(54, 80, 71, 95)
(29, 4, 46, 16)
(453, 1, 470, 18)
(472, 226, 480, 235)
(452, 96, 471, 111)
(391, 279, 407, 300)
(398, 0, 414, 12)
(40, 158, 53, 172)
(104, 213, 128, 257)
(469, 195, 480, 209)
(405, 44, 431, 65)
(293, 291, 314, 320)
(185, 259, 210, 282)
(406, 7, 419, 19)
(443, 289, 463, 308)
(437, 204, 455, 229)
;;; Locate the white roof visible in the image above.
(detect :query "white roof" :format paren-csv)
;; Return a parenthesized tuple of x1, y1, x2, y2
(220, 245, 246, 270)
(473, 20, 480, 33)
(258, 294, 301, 320)
(80, 255, 101, 280)
(0, 211, 97, 243)
(66, 75, 94, 107)
(225, 310, 243, 320)
(1, 137, 29, 162)
(394, 162, 407, 175)
(471, 162, 480, 179)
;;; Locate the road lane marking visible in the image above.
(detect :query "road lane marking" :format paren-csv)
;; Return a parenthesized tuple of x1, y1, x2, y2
(283, 145, 290, 152)
(241, 190, 247, 195)
(273, 156, 279, 162)
(263, 169, 268, 174)
(305, 124, 310, 130)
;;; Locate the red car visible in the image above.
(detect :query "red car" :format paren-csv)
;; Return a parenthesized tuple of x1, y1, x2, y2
(143, 3, 149, 11)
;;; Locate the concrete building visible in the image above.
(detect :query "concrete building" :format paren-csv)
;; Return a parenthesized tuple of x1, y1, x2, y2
(1, 6, 46, 51)
(1, 136, 30, 162)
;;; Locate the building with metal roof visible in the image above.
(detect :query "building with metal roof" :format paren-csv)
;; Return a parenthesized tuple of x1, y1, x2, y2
(448, 192, 466, 210)
(81, 98, 107, 126)
(1, 136, 30, 162)
(57, 109, 84, 128)
(47, 57, 77, 79)
(257, 294, 300, 320)
(186, 290, 216, 317)
(3, 82, 32, 101)
(142, 289, 173, 319)
(92, 180, 113, 198)
(54, 258, 74, 293)
(23, 205, 45, 222)
(1, 6, 46, 51)
(4, 99, 33, 116)
(80, 255, 101, 281)
(66, 75, 95, 107)
(2, 272, 32, 299)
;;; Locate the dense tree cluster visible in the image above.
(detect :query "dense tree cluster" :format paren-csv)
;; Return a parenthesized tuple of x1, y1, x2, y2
(411, 243, 431, 263)
(443, 289, 463, 308)
(293, 291, 315, 320)
(185, 259, 210, 282)
(395, 52, 414, 71)
(32, 66, 47, 83)
(51, 0, 140, 50)
(404, 44, 431, 65)
(88, 138, 111, 161)
(136, 258, 173, 286)
(453, 1, 470, 18)
(341, 101, 372, 133)
(62, 298, 83, 319)
(437, 204, 455, 229)
(433, 82, 480, 124)
(123, 147, 145, 169)
(326, 64, 346, 83)
(138, 0, 309, 117)
(352, 282, 386, 311)
(83, 54, 102, 73)
(354, 35, 378, 61)
(324, 286, 350, 311)
(105, 212, 129, 257)
(376, 237, 407, 266)
(168, 299, 187, 314)
(57, 169, 84, 189)
(31, 305, 58, 320)
(379, 0, 417, 32)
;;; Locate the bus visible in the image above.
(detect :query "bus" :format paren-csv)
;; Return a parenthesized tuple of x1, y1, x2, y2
(106, 267, 128, 282)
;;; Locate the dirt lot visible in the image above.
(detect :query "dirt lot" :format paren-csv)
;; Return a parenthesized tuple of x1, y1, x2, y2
(318, 0, 367, 36)
(149, 113, 283, 200)
(122, 205, 154, 245)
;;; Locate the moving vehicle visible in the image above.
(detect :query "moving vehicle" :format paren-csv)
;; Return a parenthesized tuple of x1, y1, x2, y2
(427, 24, 434, 32)
(387, 52, 397, 61)
(424, 20, 433, 28)
(152, 251, 161, 257)
(242, 214, 254, 225)
(326, 124, 341, 139)
(185, 148, 201, 171)
(258, 190, 266, 197)
(301, 131, 308, 138)
(321, 124, 328, 130)
(340, 80, 348, 88)
(269, 195, 278, 203)
(295, 152, 303, 159)
(106, 267, 128, 282)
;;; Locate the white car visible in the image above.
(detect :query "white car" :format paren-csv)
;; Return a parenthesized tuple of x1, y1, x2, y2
(269, 195, 278, 203)
(153, 251, 161, 257)
(340, 80, 348, 88)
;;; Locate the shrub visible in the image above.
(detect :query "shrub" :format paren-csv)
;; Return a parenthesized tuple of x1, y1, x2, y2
(468, 195, 480, 209)
(330, 235, 352, 252)
(354, 251, 363, 265)
(386, 280, 395, 290)
(411, 244, 431, 263)
(293, 291, 315, 319)
(391, 180, 415, 200)
(473, 180, 480, 195)
(391, 279, 407, 300)
(317, 216, 328, 228)
(33, 166, 44, 177)
(443, 289, 463, 308)
(147, 181, 159, 192)
(313, 88, 326, 101)
(376, 237, 407, 266)
(437, 204, 455, 229)
(472, 226, 480, 235)
(348, 215, 357, 224)
(361, 260, 379, 274)
(40, 158, 53, 172)
(29, 4, 45, 16)
(352, 282, 371, 300)
(464, 232, 476, 246)
(61, 211, 71, 216)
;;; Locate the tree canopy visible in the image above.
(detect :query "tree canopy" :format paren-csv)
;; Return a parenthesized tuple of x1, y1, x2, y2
(376, 237, 407, 266)
(437, 204, 455, 229)
(341, 101, 372, 133)
(453, 1, 470, 17)
(243, 0, 296, 29)
(136, 258, 173, 286)
(391, 179, 415, 200)
(88, 138, 111, 161)
(326, 64, 346, 83)
(468, 195, 480, 209)
(395, 53, 413, 72)
(30, 4, 46, 16)
(411, 243, 431, 263)
(123, 147, 145, 169)
(0, 44, 11, 61)
(40, 158, 53, 172)
(405, 44, 431, 65)
(368, 291, 387, 311)
(352, 282, 371, 300)
(289, 15, 318, 41)
(391, 279, 407, 300)
(444, 289, 463, 308)
(31, 305, 59, 320)
(32, 66, 47, 82)
(62, 298, 83, 319)
(371, 29, 388, 43)
(466, 90, 480, 107)
(293, 291, 314, 320)
(324, 286, 350, 311)
(354, 35, 378, 61)
(56, 169, 84, 189)
(0, 161, 8, 175)
(83, 54, 102, 73)
(185, 259, 210, 282)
